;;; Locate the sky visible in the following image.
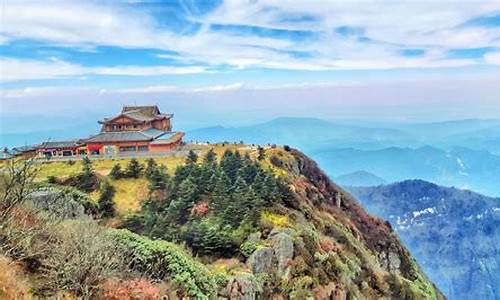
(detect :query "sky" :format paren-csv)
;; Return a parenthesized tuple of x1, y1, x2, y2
(1, 0, 500, 132)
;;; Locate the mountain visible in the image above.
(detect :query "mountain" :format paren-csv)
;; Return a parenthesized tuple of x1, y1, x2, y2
(312, 146, 500, 197)
(186, 117, 418, 151)
(348, 180, 500, 300)
(334, 170, 387, 187)
(0, 145, 444, 299)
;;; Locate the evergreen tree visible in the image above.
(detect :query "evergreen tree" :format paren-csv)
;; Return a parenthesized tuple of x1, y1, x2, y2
(125, 158, 143, 178)
(81, 156, 94, 178)
(109, 163, 123, 179)
(144, 158, 158, 179)
(98, 180, 116, 217)
(210, 170, 232, 213)
(186, 150, 198, 165)
(75, 156, 96, 192)
(223, 176, 249, 227)
(257, 146, 266, 160)
(203, 149, 217, 166)
(167, 176, 198, 224)
(149, 165, 170, 191)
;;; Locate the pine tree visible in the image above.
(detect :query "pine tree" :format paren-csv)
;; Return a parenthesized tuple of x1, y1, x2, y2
(125, 158, 143, 178)
(186, 150, 198, 165)
(144, 158, 158, 179)
(210, 170, 232, 213)
(223, 176, 249, 227)
(149, 165, 170, 191)
(203, 149, 217, 166)
(257, 146, 266, 161)
(81, 156, 94, 177)
(109, 164, 123, 179)
(98, 180, 116, 217)
(167, 176, 198, 224)
(75, 156, 96, 192)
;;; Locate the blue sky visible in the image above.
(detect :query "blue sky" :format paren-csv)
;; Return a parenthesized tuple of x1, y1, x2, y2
(1, 0, 500, 124)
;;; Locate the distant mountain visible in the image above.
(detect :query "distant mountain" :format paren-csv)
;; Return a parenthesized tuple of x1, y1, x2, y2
(334, 170, 387, 187)
(348, 180, 500, 300)
(312, 146, 500, 197)
(186, 117, 418, 151)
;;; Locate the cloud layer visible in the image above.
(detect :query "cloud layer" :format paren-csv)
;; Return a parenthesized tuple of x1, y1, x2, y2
(1, 0, 500, 83)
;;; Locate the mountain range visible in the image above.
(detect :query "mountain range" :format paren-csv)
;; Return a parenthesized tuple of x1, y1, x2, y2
(348, 180, 500, 300)
(186, 117, 500, 197)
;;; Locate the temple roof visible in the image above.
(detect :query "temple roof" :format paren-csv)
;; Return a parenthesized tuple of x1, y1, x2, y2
(85, 129, 182, 143)
(38, 140, 82, 149)
(100, 105, 173, 124)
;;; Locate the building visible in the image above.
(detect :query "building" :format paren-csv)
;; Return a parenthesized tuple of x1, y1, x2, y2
(36, 140, 84, 158)
(84, 105, 184, 156)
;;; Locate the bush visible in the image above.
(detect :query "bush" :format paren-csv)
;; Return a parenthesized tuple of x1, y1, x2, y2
(41, 220, 129, 298)
(99, 278, 160, 300)
(109, 229, 217, 299)
(109, 164, 123, 180)
(125, 159, 143, 178)
(47, 175, 58, 184)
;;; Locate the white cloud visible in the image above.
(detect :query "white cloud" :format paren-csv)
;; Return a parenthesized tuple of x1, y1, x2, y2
(484, 52, 500, 65)
(0, 58, 206, 82)
(1, 0, 500, 79)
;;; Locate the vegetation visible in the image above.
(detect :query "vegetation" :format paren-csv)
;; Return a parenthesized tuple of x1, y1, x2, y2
(124, 149, 292, 256)
(0, 145, 444, 299)
(98, 180, 116, 218)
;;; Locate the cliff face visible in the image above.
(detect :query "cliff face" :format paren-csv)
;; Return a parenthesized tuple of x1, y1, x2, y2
(255, 148, 445, 299)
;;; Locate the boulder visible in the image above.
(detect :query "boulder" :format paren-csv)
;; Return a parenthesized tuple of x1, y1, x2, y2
(270, 232, 294, 278)
(226, 275, 257, 300)
(247, 247, 274, 274)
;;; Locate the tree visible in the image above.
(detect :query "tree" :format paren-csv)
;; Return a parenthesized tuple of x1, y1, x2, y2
(148, 165, 170, 191)
(144, 158, 158, 180)
(167, 176, 198, 224)
(98, 180, 116, 217)
(81, 157, 94, 178)
(109, 164, 123, 180)
(210, 171, 232, 213)
(186, 150, 198, 165)
(0, 159, 38, 221)
(203, 149, 216, 166)
(75, 157, 97, 192)
(257, 146, 265, 161)
(125, 159, 143, 178)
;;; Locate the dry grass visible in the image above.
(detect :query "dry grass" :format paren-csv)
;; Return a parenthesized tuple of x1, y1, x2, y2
(0, 256, 31, 300)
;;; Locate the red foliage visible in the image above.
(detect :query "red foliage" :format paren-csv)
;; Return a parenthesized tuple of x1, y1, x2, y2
(99, 278, 160, 300)
(191, 201, 209, 217)
(319, 236, 337, 253)
(10, 207, 39, 229)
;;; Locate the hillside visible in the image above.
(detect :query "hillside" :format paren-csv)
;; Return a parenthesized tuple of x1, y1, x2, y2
(349, 180, 500, 300)
(0, 145, 443, 299)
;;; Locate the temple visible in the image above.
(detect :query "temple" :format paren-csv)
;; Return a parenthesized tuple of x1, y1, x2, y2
(31, 105, 184, 159)
(85, 105, 184, 155)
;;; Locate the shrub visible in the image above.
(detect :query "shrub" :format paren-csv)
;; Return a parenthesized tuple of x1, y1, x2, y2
(47, 175, 58, 184)
(109, 164, 123, 180)
(41, 221, 129, 298)
(109, 229, 217, 299)
(125, 159, 143, 178)
(99, 278, 160, 300)
(260, 211, 291, 228)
